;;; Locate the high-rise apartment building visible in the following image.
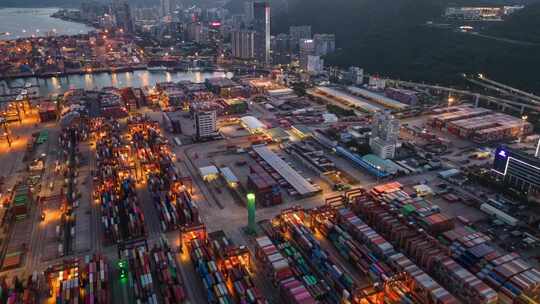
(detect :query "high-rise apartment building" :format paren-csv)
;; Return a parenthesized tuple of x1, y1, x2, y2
(187, 22, 209, 43)
(289, 25, 311, 52)
(232, 30, 255, 59)
(272, 33, 290, 64)
(253, 2, 271, 65)
(306, 55, 324, 74)
(195, 110, 218, 139)
(112, 0, 134, 33)
(298, 38, 315, 70)
(347, 67, 364, 85)
(370, 111, 400, 159)
(314, 33, 335, 56)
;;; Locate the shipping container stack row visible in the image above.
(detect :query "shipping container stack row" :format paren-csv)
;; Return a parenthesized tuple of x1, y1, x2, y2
(335, 207, 458, 304)
(0, 275, 41, 304)
(311, 207, 395, 284)
(276, 209, 359, 303)
(246, 164, 282, 207)
(448, 228, 540, 304)
(46, 255, 110, 304)
(208, 231, 267, 304)
(188, 236, 235, 304)
(352, 189, 498, 304)
(10, 182, 32, 221)
(136, 117, 200, 231)
(118, 238, 187, 304)
(148, 238, 186, 304)
(94, 123, 146, 244)
(370, 184, 540, 303)
(128, 118, 179, 232)
(119, 242, 159, 304)
(254, 231, 319, 304)
(373, 186, 455, 235)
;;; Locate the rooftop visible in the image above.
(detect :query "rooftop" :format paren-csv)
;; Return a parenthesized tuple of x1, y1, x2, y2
(346, 86, 409, 110)
(241, 116, 266, 131)
(253, 145, 319, 196)
(312, 86, 383, 113)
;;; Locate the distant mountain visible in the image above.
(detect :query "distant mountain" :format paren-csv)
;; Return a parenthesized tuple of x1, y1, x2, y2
(0, 0, 158, 8)
(266, 0, 540, 93)
(486, 2, 540, 43)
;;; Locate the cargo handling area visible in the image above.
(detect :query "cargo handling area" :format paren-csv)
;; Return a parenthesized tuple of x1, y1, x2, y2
(0, 76, 539, 304)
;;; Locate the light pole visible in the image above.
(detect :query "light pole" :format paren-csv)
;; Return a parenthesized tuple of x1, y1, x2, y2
(246, 193, 256, 234)
(518, 115, 527, 143)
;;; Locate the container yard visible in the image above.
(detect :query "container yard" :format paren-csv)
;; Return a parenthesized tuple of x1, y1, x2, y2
(428, 105, 533, 142)
(128, 115, 200, 231)
(1, 53, 540, 304)
(338, 183, 540, 304)
(118, 238, 186, 304)
(261, 207, 361, 303)
(186, 227, 266, 304)
(93, 118, 147, 243)
(0, 275, 41, 304)
(45, 255, 110, 304)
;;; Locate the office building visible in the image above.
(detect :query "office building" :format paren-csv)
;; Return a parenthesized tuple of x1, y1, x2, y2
(306, 55, 324, 74)
(112, 0, 134, 33)
(253, 2, 271, 65)
(314, 33, 335, 56)
(232, 30, 255, 59)
(370, 111, 400, 159)
(493, 145, 540, 195)
(195, 110, 218, 139)
(298, 38, 315, 70)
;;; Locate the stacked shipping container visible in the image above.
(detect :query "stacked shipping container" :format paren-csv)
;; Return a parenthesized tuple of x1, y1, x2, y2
(48, 255, 110, 304)
(254, 234, 321, 304)
(189, 237, 235, 303)
(94, 122, 146, 243)
(352, 187, 499, 304)
(246, 164, 282, 207)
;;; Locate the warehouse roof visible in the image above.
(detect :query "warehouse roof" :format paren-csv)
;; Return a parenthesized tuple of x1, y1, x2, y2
(266, 127, 290, 141)
(267, 88, 294, 96)
(362, 154, 401, 174)
(253, 145, 319, 196)
(199, 165, 219, 178)
(240, 116, 266, 131)
(219, 167, 239, 184)
(313, 86, 383, 113)
(346, 86, 409, 110)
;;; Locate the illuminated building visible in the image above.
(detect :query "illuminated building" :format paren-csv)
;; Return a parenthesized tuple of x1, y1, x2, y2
(253, 1, 270, 65)
(231, 30, 255, 59)
(313, 33, 335, 56)
(493, 145, 540, 195)
(195, 109, 218, 139)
